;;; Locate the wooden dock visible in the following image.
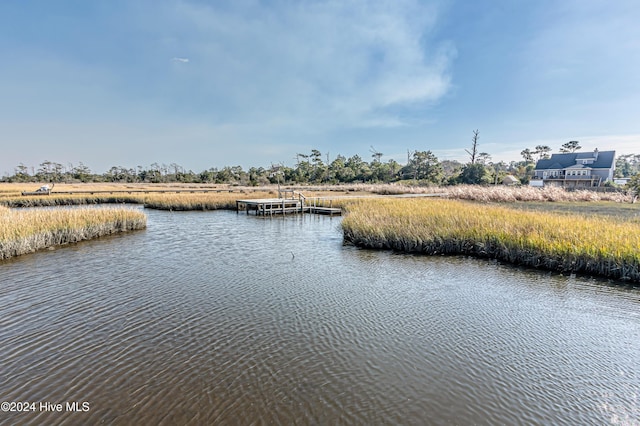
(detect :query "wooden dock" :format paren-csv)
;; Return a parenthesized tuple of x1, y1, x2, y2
(236, 196, 341, 216)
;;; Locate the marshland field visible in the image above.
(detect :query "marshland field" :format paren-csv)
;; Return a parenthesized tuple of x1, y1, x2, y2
(1, 186, 639, 425)
(1, 182, 638, 283)
(2, 182, 639, 424)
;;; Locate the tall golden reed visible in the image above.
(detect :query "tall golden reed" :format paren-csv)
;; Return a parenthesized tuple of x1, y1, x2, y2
(342, 198, 640, 282)
(1, 182, 633, 209)
(141, 191, 276, 210)
(0, 206, 147, 259)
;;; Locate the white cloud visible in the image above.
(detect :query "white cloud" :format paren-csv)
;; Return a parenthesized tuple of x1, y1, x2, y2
(0, 0, 457, 173)
(159, 0, 454, 129)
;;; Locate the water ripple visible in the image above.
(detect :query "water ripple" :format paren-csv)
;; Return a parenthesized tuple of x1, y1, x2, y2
(1, 210, 639, 425)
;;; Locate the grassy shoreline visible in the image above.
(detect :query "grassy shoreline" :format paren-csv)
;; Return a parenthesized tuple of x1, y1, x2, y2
(1, 182, 635, 210)
(0, 192, 276, 210)
(342, 198, 640, 283)
(0, 206, 147, 260)
(3, 183, 638, 282)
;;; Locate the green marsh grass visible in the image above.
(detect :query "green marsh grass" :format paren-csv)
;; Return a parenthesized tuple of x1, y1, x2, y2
(0, 206, 147, 259)
(342, 198, 640, 283)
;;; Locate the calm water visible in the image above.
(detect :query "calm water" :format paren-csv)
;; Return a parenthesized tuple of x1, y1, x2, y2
(1, 208, 639, 425)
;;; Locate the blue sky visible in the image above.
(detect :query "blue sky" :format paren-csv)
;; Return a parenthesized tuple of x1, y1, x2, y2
(1, 0, 639, 175)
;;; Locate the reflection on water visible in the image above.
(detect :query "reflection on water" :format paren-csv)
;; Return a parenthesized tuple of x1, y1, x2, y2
(1, 209, 639, 425)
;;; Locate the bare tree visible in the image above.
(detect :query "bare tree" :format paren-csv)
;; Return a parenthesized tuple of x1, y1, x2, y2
(466, 130, 480, 164)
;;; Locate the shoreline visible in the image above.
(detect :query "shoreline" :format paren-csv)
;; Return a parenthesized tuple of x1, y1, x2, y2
(341, 199, 640, 284)
(0, 207, 147, 260)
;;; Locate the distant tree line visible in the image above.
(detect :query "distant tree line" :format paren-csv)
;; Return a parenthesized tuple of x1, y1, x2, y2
(615, 154, 640, 178)
(4, 134, 637, 186)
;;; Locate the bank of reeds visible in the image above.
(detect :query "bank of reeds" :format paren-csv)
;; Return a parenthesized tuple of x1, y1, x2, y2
(0, 194, 142, 208)
(268, 183, 632, 202)
(0, 183, 285, 210)
(141, 191, 277, 210)
(0, 206, 147, 260)
(360, 183, 630, 202)
(0, 187, 348, 211)
(1, 182, 633, 211)
(0, 191, 273, 210)
(443, 184, 631, 203)
(341, 199, 640, 283)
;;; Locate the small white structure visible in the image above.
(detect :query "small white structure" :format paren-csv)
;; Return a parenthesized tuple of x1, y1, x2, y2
(502, 175, 520, 186)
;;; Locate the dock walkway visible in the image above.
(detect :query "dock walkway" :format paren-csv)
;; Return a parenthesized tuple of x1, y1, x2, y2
(236, 190, 446, 217)
(236, 194, 341, 216)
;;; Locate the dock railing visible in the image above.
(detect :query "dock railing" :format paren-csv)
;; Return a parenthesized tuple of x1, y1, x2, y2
(236, 191, 340, 216)
(296, 192, 306, 210)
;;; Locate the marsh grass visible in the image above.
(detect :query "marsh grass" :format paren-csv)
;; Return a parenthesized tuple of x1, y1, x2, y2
(1, 182, 633, 209)
(0, 183, 234, 208)
(0, 191, 262, 209)
(0, 194, 143, 208)
(0, 183, 354, 210)
(0, 206, 147, 260)
(443, 184, 631, 203)
(342, 198, 640, 283)
(503, 201, 640, 222)
(142, 191, 275, 210)
(322, 183, 632, 202)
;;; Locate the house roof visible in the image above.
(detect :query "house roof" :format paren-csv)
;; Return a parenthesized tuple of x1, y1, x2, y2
(535, 150, 615, 170)
(575, 152, 595, 160)
(565, 164, 591, 169)
(545, 162, 564, 170)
